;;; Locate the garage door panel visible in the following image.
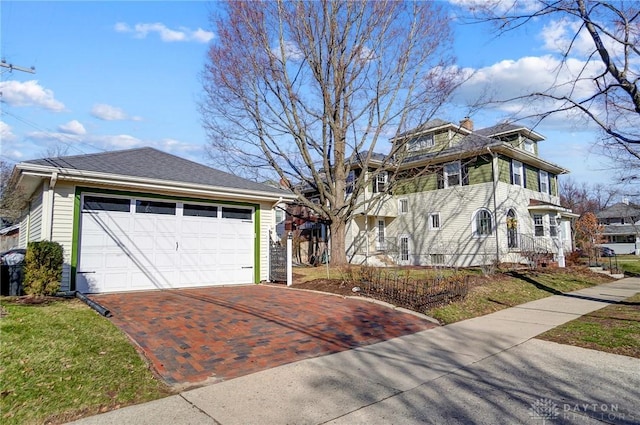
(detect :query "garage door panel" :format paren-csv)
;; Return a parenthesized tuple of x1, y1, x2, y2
(78, 197, 255, 293)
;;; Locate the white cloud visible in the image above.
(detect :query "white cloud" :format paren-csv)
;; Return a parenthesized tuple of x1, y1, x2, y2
(91, 104, 142, 121)
(0, 80, 65, 112)
(0, 121, 17, 142)
(271, 41, 305, 61)
(58, 120, 86, 135)
(114, 22, 214, 43)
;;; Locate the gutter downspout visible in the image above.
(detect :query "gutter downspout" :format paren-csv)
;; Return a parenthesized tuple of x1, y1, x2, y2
(487, 147, 500, 264)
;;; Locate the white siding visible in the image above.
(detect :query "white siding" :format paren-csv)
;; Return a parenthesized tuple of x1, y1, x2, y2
(28, 191, 44, 242)
(18, 213, 29, 248)
(51, 183, 76, 291)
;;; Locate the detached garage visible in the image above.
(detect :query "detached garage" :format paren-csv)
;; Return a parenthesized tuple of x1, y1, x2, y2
(12, 147, 295, 293)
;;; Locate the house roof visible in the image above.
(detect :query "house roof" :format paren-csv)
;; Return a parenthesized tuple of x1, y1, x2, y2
(596, 202, 640, 219)
(391, 118, 469, 141)
(18, 147, 294, 199)
(475, 123, 544, 141)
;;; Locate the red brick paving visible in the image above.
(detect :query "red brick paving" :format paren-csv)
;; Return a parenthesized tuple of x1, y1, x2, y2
(90, 285, 437, 387)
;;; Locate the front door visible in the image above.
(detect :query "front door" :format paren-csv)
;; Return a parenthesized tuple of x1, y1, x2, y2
(399, 235, 410, 265)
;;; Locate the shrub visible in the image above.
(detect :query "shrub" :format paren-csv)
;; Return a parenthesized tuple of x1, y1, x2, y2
(23, 241, 63, 296)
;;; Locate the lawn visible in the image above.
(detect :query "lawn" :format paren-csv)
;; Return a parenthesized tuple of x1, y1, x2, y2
(616, 254, 640, 275)
(0, 298, 171, 425)
(427, 268, 613, 324)
(537, 293, 640, 358)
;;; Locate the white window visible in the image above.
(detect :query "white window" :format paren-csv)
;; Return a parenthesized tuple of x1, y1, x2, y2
(377, 219, 385, 250)
(473, 209, 493, 237)
(399, 199, 408, 214)
(275, 208, 285, 223)
(444, 161, 461, 188)
(407, 134, 434, 151)
(429, 213, 441, 230)
(373, 171, 387, 193)
(534, 214, 544, 236)
(512, 160, 524, 187)
(400, 236, 409, 262)
(549, 215, 558, 237)
(523, 139, 535, 153)
(539, 170, 549, 194)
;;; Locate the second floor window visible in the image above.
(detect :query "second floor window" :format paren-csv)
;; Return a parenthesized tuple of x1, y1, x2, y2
(512, 160, 524, 187)
(373, 171, 387, 193)
(444, 161, 461, 188)
(539, 170, 549, 194)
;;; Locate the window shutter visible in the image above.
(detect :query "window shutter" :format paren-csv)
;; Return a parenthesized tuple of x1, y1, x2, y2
(509, 159, 514, 185)
(462, 163, 469, 186)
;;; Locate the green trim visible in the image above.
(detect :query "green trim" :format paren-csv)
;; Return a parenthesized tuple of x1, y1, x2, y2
(72, 186, 264, 288)
(70, 188, 82, 291)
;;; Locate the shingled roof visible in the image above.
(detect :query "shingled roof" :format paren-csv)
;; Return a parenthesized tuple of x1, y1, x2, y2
(22, 147, 291, 195)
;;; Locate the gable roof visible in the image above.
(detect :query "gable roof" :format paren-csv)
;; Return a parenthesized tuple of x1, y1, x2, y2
(19, 147, 293, 198)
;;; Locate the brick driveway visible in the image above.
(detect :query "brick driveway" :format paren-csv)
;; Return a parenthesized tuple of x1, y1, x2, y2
(90, 285, 437, 387)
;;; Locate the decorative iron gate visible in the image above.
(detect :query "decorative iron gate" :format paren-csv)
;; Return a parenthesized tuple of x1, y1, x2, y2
(269, 240, 287, 282)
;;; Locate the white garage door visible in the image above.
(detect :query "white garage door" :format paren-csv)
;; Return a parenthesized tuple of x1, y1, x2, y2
(77, 195, 255, 293)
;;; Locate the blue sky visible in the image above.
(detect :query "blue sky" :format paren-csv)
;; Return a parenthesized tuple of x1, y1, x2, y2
(0, 1, 615, 187)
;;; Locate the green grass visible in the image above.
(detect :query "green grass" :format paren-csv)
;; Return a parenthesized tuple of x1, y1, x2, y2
(538, 293, 640, 358)
(428, 268, 613, 324)
(616, 254, 640, 275)
(0, 298, 171, 425)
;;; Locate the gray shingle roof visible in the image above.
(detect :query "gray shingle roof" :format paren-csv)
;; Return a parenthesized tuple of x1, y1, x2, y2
(596, 202, 640, 219)
(475, 123, 524, 137)
(23, 147, 291, 195)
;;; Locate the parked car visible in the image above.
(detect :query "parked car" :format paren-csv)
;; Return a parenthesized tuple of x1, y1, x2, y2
(600, 247, 616, 257)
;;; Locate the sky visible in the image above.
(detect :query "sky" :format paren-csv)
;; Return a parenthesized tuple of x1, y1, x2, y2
(0, 1, 623, 190)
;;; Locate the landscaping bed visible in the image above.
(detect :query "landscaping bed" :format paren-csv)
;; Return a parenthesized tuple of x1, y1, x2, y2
(291, 265, 614, 324)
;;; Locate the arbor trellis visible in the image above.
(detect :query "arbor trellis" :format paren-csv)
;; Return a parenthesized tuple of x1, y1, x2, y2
(200, 0, 461, 265)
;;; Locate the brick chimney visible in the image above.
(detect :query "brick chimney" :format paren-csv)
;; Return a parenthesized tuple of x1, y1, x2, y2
(459, 117, 473, 131)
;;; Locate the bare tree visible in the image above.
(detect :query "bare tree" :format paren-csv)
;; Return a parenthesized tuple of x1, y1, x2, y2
(464, 0, 639, 174)
(0, 160, 26, 225)
(560, 176, 618, 214)
(200, 1, 460, 264)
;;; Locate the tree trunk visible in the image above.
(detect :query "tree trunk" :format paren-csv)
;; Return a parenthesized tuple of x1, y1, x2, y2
(329, 219, 348, 266)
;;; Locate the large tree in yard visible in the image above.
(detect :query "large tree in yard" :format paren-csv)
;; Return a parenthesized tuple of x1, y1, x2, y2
(201, 1, 460, 265)
(465, 0, 640, 182)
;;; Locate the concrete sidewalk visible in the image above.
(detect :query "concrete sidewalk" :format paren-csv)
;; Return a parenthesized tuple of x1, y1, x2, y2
(69, 278, 640, 425)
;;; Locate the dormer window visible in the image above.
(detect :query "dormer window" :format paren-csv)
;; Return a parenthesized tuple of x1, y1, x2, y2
(523, 139, 535, 153)
(407, 134, 434, 152)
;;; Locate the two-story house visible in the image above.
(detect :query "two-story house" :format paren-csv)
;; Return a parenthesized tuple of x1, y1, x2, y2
(345, 118, 576, 267)
(596, 200, 640, 255)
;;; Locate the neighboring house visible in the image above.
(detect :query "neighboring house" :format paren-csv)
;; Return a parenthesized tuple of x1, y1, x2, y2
(345, 117, 576, 267)
(0, 224, 20, 252)
(596, 200, 640, 255)
(12, 147, 295, 293)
